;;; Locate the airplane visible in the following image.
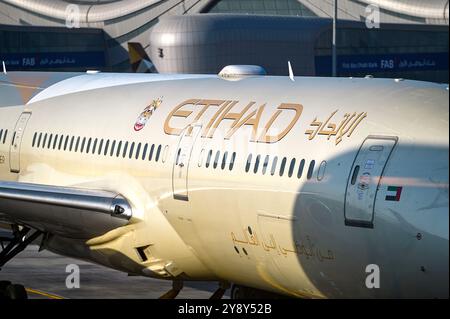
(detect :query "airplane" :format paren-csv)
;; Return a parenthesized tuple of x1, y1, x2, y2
(128, 43, 157, 73)
(0, 64, 448, 299)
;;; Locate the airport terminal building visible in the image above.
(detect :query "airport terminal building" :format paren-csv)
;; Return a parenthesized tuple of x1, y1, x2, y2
(0, 0, 448, 82)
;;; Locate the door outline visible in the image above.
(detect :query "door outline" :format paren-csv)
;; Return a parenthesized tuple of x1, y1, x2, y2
(9, 112, 32, 173)
(172, 124, 202, 201)
(344, 135, 398, 228)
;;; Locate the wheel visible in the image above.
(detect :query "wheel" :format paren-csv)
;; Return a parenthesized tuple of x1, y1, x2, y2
(0, 281, 12, 299)
(5, 284, 28, 300)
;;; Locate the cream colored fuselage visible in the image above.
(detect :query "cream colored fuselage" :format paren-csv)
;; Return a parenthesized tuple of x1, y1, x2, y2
(0, 73, 448, 298)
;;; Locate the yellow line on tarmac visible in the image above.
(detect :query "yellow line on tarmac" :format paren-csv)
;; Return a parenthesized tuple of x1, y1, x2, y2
(25, 288, 65, 299)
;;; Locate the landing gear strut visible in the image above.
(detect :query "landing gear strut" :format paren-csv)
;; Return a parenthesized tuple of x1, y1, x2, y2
(0, 225, 42, 299)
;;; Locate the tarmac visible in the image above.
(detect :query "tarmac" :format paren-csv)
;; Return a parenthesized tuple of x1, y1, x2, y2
(0, 245, 228, 299)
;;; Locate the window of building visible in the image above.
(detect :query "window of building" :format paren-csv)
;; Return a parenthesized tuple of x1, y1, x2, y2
(205, 0, 317, 16)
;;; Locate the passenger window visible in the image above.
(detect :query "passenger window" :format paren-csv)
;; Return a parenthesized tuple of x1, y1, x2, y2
(262, 155, 270, 175)
(105, 140, 111, 156)
(2, 129, 8, 144)
(3, 130, 8, 144)
(92, 138, 98, 154)
(36, 133, 41, 148)
(254, 155, 261, 174)
(318, 161, 327, 181)
(135, 143, 141, 160)
(109, 140, 115, 156)
(74, 137, 80, 152)
(279, 157, 287, 176)
(36, 132, 42, 148)
(53, 134, 58, 149)
(198, 149, 205, 167)
(297, 159, 305, 178)
(149, 144, 155, 161)
(271, 157, 278, 176)
(288, 158, 296, 178)
(213, 151, 220, 169)
(63, 136, 69, 151)
(221, 151, 228, 170)
(229, 152, 236, 171)
(80, 137, 86, 153)
(155, 145, 162, 162)
(142, 143, 148, 160)
(162, 145, 169, 163)
(47, 134, 53, 149)
(42, 133, 48, 148)
(58, 135, 64, 150)
(86, 138, 92, 153)
(307, 160, 315, 180)
(116, 141, 122, 157)
(122, 141, 129, 158)
(206, 150, 213, 168)
(129, 142, 135, 159)
(98, 139, 104, 155)
(245, 154, 252, 173)
(32, 132, 37, 147)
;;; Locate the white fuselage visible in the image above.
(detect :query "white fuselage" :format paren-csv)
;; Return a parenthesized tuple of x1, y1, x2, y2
(0, 72, 448, 298)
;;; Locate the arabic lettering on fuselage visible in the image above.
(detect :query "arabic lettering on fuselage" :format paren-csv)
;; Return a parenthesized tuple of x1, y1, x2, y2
(163, 99, 367, 145)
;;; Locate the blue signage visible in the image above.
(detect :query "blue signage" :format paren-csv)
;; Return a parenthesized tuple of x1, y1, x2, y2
(315, 52, 449, 76)
(0, 52, 105, 69)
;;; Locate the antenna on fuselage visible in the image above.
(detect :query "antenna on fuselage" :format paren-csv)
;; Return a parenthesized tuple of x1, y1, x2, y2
(288, 61, 295, 82)
(2, 61, 6, 75)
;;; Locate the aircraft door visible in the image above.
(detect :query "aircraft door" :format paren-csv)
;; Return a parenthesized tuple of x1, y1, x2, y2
(9, 112, 32, 173)
(344, 136, 397, 228)
(172, 124, 202, 201)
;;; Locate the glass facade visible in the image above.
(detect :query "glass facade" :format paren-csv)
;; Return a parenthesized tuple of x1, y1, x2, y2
(0, 26, 106, 71)
(205, 0, 317, 16)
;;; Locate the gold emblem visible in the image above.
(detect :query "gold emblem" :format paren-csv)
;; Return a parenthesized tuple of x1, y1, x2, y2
(134, 97, 163, 131)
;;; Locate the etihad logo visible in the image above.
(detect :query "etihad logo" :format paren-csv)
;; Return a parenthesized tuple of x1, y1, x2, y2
(134, 97, 163, 131)
(164, 99, 303, 144)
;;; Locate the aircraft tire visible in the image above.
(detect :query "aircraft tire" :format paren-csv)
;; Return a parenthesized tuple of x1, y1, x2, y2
(5, 284, 28, 300)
